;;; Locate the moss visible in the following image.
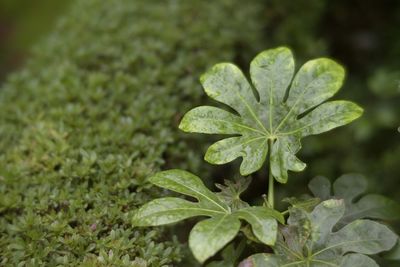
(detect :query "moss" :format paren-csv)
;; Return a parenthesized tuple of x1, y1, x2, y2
(0, 0, 265, 265)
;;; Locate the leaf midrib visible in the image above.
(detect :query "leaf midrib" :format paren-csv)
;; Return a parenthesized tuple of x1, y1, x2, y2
(278, 109, 345, 136)
(274, 71, 332, 134)
(195, 117, 266, 136)
(208, 214, 230, 238)
(234, 86, 270, 135)
(140, 207, 226, 219)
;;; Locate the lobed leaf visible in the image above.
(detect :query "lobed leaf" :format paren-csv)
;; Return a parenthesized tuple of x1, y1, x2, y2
(242, 199, 397, 266)
(235, 206, 283, 245)
(149, 169, 228, 212)
(180, 47, 363, 182)
(308, 174, 400, 226)
(134, 170, 283, 263)
(309, 199, 345, 246)
(326, 219, 397, 255)
(132, 197, 224, 226)
(341, 254, 379, 267)
(215, 176, 252, 211)
(189, 215, 241, 263)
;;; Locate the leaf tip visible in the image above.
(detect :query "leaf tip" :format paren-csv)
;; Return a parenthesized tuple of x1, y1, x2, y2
(345, 102, 364, 123)
(178, 114, 189, 132)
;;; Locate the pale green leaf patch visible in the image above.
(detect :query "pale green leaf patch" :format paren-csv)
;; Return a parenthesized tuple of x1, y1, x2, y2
(179, 47, 363, 182)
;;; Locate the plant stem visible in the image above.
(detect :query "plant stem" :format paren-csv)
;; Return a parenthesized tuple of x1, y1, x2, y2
(268, 166, 274, 208)
(268, 139, 274, 209)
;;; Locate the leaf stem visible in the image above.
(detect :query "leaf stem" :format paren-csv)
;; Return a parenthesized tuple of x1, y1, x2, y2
(268, 139, 274, 209)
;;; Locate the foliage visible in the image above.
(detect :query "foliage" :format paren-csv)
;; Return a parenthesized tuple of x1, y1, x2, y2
(1, 0, 399, 266)
(133, 170, 283, 263)
(241, 199, 397, 267)
(179, 47, 363, 181)
(308, 174, 400, 227)
(0, 0, 266, 265)
(215, 176, 252, 211)
(134, 46, 399, 266)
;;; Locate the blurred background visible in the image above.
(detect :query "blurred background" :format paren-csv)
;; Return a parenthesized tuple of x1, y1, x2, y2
(0, 0, 70, 80)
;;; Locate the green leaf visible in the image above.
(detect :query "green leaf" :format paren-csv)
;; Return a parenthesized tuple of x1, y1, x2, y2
(256, 199, 397, 266)
(215, 176, 251, 211)
(239, 253, 279, 267)
(132, 197, 224, 226)
(189, 215, 241, 264)
(234, 206, 283, 245)
(308, 175, 332, 200)
(134, 170, 230, 229)
(149, 169, 229, 212)
(134, 170, 282, 263)
(308, 174, 400, 226)
(309, 199, 345, 246)
(179, 47, 363, 181)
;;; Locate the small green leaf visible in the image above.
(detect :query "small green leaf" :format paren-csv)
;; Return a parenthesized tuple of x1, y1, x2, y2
(215, 176, 251, 211)
(149, 169, 228, 212)
(308, 175, 332, 200)
(333, 173, 368, 201)
(135, 170, 282, 264)
(308, 174, 400, 226)
(180, 47, 363, 181)
(133, 170, 230, 230)
(132, 197, 224, 226)
(234, 206, 283, 245)
(189, 215, 241, 264)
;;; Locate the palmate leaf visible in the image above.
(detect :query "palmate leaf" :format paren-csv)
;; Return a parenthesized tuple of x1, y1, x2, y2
(308, 173, 400, 227)
(215, 176, 251, 211)
(179, 47, 363, 182)
(132, 170, 284, 263)
(240, 199, 397, 267)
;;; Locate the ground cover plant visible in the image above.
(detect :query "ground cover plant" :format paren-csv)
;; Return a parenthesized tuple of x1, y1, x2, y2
(133, 47, 400, 266)
(0, 0, 266, 265)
